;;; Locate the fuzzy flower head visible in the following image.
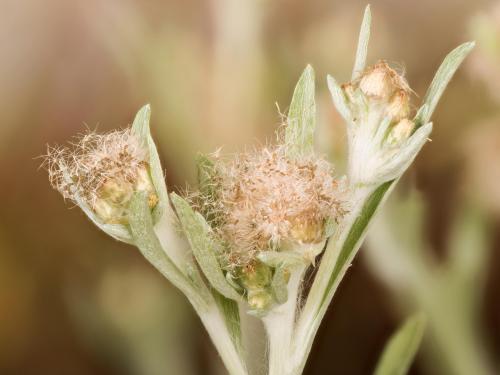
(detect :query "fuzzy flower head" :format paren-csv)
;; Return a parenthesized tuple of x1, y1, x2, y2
(203, 145, 346, 269)
(46, 129, 158, 224)
(330, 60, 432, 187)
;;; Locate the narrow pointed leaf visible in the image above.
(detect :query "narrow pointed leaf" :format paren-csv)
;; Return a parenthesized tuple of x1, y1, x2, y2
(128, 192, 210, 309)
(131, 104, 151, 142)
(376, 122, 433, 182)
(327, 75, 351, 122)
(212, 291, 243, 351)
(352, 5, 371, 80)
(415, 42, 475, 127)
(374, 313, 426, 375)
(170, 193, 241, 301)
(130, 104, 169, 223)
(285, 65, 316, 158)
(257, 251, 304, 268)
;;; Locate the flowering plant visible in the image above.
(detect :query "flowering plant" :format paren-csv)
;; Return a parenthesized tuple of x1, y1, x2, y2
(44, 6, 473, 375)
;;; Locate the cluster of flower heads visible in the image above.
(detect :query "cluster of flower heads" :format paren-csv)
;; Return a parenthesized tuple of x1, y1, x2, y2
(196, 145, 347, 269)
(347, 60, 415, 141)
(45, 129, 158, 224)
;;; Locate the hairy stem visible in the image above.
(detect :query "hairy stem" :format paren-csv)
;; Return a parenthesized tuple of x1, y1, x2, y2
(263, 265, 307, 375)
(197, 304, 248, 375)
(291, 183, 394, 374)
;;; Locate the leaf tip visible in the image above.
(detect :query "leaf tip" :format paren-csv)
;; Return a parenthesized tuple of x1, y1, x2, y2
(304, 64, 315, 79)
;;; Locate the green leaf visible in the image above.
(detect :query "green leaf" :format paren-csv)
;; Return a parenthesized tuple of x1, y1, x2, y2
(130, 104, 170, 223)
(321, 181, 392, 308)
(212, 291, 243, 351)
(257, 251, 304, 268)
(196, 154, 216, 194)
(352, 5, 372, 80)
(415, 42, 475, 127)
(285, 65, 316, 158)
(128, 192, 209, 309)
(327, 75, 351, 122)
(131, 104, 151, 142)
(196, 154, 220, 223)
(374, 313, 426, 375)
(170, 193, 241, 301)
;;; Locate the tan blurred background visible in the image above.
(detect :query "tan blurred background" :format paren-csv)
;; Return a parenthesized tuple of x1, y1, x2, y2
(0, 0, 499, 374)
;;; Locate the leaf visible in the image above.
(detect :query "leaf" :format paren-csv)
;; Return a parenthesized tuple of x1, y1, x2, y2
(321, 181, 393, 308)
(131, 104, 170, 223)
(212, 291, 243, 351)
(128, 192, 210, 309)
(352, 5, 372, 80)
(196, 153, 217, 195)
(196, 154, 220, 223)
(170, 193, 241, 301)
(375, 122, 433, 183)
(285, 65, 316, 158)
(414, 42, 475, 127)
(257, 251, 304, 268)
(327, 75, 351, 122)
(131, 104, 151, 142)
(374, 313, 426, 375)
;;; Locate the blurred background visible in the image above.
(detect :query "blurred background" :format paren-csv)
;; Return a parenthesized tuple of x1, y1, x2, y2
(0, 0, 499, 374)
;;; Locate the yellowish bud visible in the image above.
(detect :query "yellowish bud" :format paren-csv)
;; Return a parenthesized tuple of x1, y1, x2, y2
(289, 218, 323, 244)
(359, 63, 394, 99)
(247, 290, 273, 311)
(386, 90, 410, 122)
(388, 119, 415, 144)
(357, 61, 410, 105)
(94, 164, 158, 224)
(238, 261, 274, 310)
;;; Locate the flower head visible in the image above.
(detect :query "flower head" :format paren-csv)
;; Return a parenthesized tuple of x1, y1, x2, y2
(198, 145, 346, 269)
(45, 129, 158, 224)
(329, 60, 432, 187)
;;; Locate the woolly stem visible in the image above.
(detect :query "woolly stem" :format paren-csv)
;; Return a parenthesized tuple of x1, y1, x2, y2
(290, 183, 393, 374)
(197, 304, 248, 375)
(263, 264, 306, 375)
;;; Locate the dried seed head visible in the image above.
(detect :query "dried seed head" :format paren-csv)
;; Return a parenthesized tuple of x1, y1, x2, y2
(206, 146, 346, 268)
(45, 129, 158, 223)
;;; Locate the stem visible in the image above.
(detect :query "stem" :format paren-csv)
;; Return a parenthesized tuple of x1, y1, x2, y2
(263, 265, 306, 375)
(129, 193, 247, 375)
(197, 303, 248, 375)
(291, 183, 393, 374)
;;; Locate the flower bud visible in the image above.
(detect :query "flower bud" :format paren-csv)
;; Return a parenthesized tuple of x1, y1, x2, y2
(46, 129, 158, 224)
(356, 61, 410, 106)
(387, 119, 415, 145)
(239, 261, 273, 311)
(94, 164, 158, 224)
(386, 90, 410, 122)
(359, 62, 395, 99)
